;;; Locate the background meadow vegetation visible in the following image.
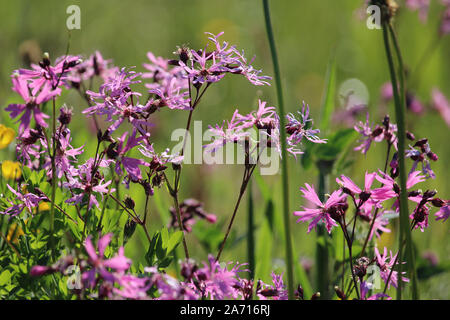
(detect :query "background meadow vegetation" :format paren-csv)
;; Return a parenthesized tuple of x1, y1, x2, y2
(0, 0, 448, 299)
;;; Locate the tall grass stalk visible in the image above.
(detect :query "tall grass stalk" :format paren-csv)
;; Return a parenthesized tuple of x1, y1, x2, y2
(262, 0, 294, 299)
(382, 19, 417, 300)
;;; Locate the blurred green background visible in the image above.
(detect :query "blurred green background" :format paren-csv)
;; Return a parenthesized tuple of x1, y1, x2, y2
(0, 0, 448, 299)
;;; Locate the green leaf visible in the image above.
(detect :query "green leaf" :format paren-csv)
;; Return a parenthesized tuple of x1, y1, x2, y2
(0, 270, 12, 286)
(319, 56, 337, 132)
(315, 128, 358, 162)
(167, 231, 182, 253)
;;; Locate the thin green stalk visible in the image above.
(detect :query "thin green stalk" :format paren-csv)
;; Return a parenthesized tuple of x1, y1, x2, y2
(382, 20, 416, 300)
(316, 170, 330, 299)
(247, 180, 255, 279)
(49, 97, 57, 260)
(262, 0, 294, 300)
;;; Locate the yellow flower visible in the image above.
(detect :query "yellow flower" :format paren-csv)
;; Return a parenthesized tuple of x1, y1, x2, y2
(0, 125, 15, 149)
(33, 202, 50, 214)
(1, 160, 22, 180)
(6, 223, 24, 244)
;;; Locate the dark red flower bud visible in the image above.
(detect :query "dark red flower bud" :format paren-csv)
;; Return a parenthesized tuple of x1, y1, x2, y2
(382, 115, 390, 128)
(310, 292, 321, 300)
(296, 285, 304, 300)
(414, 138, 428, 148)
(342, 187, 354, 196)
(408, 190, 421, 197)
(259, 288, 278, 297)
(431, 198, 445, 208)
(371, 126, 383, 138)
(393, 183, 400, 194)
(406, 131, 415, 141)
(423, 189, 437, 199)
(427, 152, 438, 161)
(359, 191, 371, 203)
(334, 286, 347, 300)
(168, 59, 180, 66)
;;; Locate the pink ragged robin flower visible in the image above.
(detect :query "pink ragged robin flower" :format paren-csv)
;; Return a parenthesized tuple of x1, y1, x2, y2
(0, 184, 45, 217)
(435, 203, 449, 222)
(285, 101, 326, 158)
(405, 0, 430, 23)
(203, 109, 252, 154)
(293, 183, 347, 233)
(374, 247, 409, 289)
(82, 233, 132, 289)
(431, 88, 450, 127)
(110, 129, 148, 181)
(336, 171, 379, 205)
(6, 72, 55, 132)
(359, 281, 391, 300)
(354, 114, 397, 154)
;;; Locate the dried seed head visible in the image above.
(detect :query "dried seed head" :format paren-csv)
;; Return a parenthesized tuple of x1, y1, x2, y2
(58, 105, 73, 125)
(123, 218, 137, 243)
(124, 196, 135, 210)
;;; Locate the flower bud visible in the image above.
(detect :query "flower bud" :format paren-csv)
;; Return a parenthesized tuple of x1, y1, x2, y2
(431, 198, 445, 208)
(393, 183, 400, 194)
(427, 152, 438, 161)
(423, 189, 437, 199)
(334, 286, 347, 300)
(106, 142, 118, 159)
(310, 292, 321, 300)
(296, 285, 304, 300)
(371, 126, 383, 138)
(382, 114, 390, 127)
(140, 180, 154, 196)
(406, 131, 415, 141)
(342, 187, 354, 197)
(30, 265, 54, 277)
(408, 190, 421, 197)
(42, 52, 50, 67)
(414, 138, 428, 148)
(359, 191, 371, 203)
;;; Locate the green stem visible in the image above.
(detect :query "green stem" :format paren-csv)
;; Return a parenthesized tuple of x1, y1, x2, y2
(382, 20, 416, 300)
(316, 170, 330, 299)
(247, 180, 255, 279)
(49, 97, 57, 261)
(262, 0, 294, 300)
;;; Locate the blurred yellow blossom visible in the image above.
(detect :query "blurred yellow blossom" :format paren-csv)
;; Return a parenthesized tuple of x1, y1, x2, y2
(1, 160, 22, 180)
(0, 125, 15, 149)
(34, 202, 50, 214)
(6, 223, 24, 244)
